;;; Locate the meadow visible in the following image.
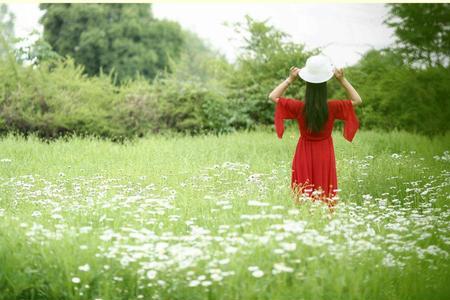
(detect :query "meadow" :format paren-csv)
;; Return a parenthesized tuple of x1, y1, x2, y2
(0, 127, 449, 300)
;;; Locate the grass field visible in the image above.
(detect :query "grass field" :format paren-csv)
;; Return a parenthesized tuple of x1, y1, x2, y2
(0, 127, 449, 300)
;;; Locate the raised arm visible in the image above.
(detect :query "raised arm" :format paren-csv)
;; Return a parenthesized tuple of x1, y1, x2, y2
(268, 66, 301, 103)
(334, 68, 362, 107)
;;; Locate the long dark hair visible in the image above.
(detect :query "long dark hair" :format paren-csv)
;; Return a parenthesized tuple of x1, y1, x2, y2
(302, 81, 328, 133)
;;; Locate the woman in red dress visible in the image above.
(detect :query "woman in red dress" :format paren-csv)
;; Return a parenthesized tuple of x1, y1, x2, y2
(268, 55, 362, 211)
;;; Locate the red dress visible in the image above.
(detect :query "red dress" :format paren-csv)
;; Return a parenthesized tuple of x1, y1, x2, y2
(274, 98, 359, 207)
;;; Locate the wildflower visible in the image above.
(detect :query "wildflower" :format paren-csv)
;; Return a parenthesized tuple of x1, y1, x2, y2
(280, 242, 296, 252)
(247, 200, 269, 207)
(79, 226, 92, 234)
(272, 262, 294, 274)
(51, 213, 63, 220)
(247, 173, 263, 182)
(274, 248, 285, 255)
(201, 280, 212, 286)
(72, 277, 81, 283)
(391, 153, 401, 159)
(248, 266, 259, 272)
(78, 264, 90, 272)
(271, 205, 285, 210)
(157, 280, 166, 287)
(146, 270, 157, 280)
(211, 273, 223, 281)
(362, 194, 373, 201)
(252, 270, 264, 278)
(189, 280, 200, 287)
(225, 246, 238, 254)
(31, 211, 41, 217)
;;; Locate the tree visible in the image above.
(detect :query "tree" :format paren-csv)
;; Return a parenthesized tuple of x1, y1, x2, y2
(384, 3, 450, 68)
(39, 3, 184, 82)
(225, 15, 315, 126)
(167, 29, 232, 84)
(339, 48, 450, 136)
(0, 4, 15, 57)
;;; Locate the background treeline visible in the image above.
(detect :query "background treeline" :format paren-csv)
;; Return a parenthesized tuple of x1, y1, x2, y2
(0, 3, 449, 140)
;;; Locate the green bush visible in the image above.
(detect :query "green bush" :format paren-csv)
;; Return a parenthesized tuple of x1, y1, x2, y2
(338, 49, 450, 136)
(154, 77, 232, 134)
(0, 54, 235, 140)
(0, 57, 126, 139)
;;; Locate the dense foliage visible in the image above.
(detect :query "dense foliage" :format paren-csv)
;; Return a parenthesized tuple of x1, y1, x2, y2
(0, 57, 235, 140)
(384, 3, 450, 68)
(0, 5, 449, 140)
(39, 3, 184, 82)
(343, 49, 450, 136)
(0, 4, 15, 58)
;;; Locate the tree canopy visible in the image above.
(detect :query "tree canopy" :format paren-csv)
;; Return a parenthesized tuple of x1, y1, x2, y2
(384, 3, 450, 68)
(0, 4, 15, 57)
(39, 3, 185, 82)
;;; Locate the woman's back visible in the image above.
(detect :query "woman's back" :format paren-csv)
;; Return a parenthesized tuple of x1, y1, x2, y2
(275, 98, 358, 142)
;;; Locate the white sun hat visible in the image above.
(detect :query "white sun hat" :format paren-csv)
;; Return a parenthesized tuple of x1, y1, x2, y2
(298, 54, 335, 83)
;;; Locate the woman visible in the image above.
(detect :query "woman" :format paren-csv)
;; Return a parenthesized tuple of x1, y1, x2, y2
(268, 54, 362, 211)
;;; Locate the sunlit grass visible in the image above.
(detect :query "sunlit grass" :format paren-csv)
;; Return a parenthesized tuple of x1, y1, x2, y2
(0, 128, 449, 300)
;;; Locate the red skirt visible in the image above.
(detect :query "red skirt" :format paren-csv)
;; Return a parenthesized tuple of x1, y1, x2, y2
(291, 135, 339, 209)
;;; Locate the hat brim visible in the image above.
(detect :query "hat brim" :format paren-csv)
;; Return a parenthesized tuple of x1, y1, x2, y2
(298, 68, 334, 83)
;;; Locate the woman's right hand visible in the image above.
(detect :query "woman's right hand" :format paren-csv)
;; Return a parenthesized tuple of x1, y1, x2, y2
(288, 66, 301, 82)
(333, 67, 345, 81)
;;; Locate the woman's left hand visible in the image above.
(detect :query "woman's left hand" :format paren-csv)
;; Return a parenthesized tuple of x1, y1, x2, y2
(288, 66, 301, 82)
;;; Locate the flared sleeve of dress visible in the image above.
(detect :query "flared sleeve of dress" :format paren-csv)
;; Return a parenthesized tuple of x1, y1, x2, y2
(274, 97, 302, 139)
(333, 99, 360, 142)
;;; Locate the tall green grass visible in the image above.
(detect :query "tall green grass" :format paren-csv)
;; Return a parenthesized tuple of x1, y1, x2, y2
(0, 128, 449, 300)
